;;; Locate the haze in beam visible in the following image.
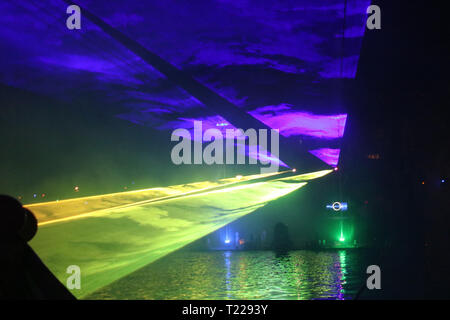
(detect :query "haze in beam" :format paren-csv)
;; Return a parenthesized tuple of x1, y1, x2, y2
(29, 169, 332, 298)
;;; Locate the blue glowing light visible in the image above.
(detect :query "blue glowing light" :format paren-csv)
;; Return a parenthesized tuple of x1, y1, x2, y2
(326, 202, 348, 212)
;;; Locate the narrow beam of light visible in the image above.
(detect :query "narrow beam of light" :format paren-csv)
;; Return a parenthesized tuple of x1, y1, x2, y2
(26, 170, 287, 226)
(339, 221, 345, 242)
(309, 148, 340, 167)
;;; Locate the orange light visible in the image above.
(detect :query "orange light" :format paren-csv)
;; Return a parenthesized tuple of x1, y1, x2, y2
(74, 186, 79, 192)
(421, 181, 425, 185)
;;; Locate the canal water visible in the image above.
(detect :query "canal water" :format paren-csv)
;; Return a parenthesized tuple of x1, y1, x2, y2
(87, 249, 373, 300)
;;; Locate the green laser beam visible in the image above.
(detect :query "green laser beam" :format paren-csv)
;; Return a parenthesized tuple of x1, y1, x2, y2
(29, 170, 330, 298)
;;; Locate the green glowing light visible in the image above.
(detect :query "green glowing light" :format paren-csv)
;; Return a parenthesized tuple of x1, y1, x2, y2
(339, 220, 345, 242)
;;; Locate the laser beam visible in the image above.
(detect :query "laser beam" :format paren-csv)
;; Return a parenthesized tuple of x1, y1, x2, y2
(29, 170, 331, 298)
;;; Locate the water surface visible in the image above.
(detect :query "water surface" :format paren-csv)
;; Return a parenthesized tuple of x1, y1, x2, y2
(88, 249, 367, 300)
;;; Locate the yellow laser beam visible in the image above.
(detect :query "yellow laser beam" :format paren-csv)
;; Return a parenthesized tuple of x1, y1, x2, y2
(29, 170, 291, 225)
(28, 169, 331, 298)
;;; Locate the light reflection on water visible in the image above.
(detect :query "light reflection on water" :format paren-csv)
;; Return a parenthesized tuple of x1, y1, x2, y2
(87, 250, 363, 300)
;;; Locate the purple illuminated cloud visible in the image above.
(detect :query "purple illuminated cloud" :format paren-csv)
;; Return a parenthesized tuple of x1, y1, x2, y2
(167, 117, 287, 167)
(309, 148, 340, 167)
(0, 0, 367, 171)
(248, 104, 347, 139)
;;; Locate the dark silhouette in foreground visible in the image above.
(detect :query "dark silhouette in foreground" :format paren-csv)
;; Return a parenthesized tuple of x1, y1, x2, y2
(0, 195, 75, 300)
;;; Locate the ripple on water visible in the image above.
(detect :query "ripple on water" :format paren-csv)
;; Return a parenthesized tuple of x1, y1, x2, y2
(86, 249, 366, 300)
